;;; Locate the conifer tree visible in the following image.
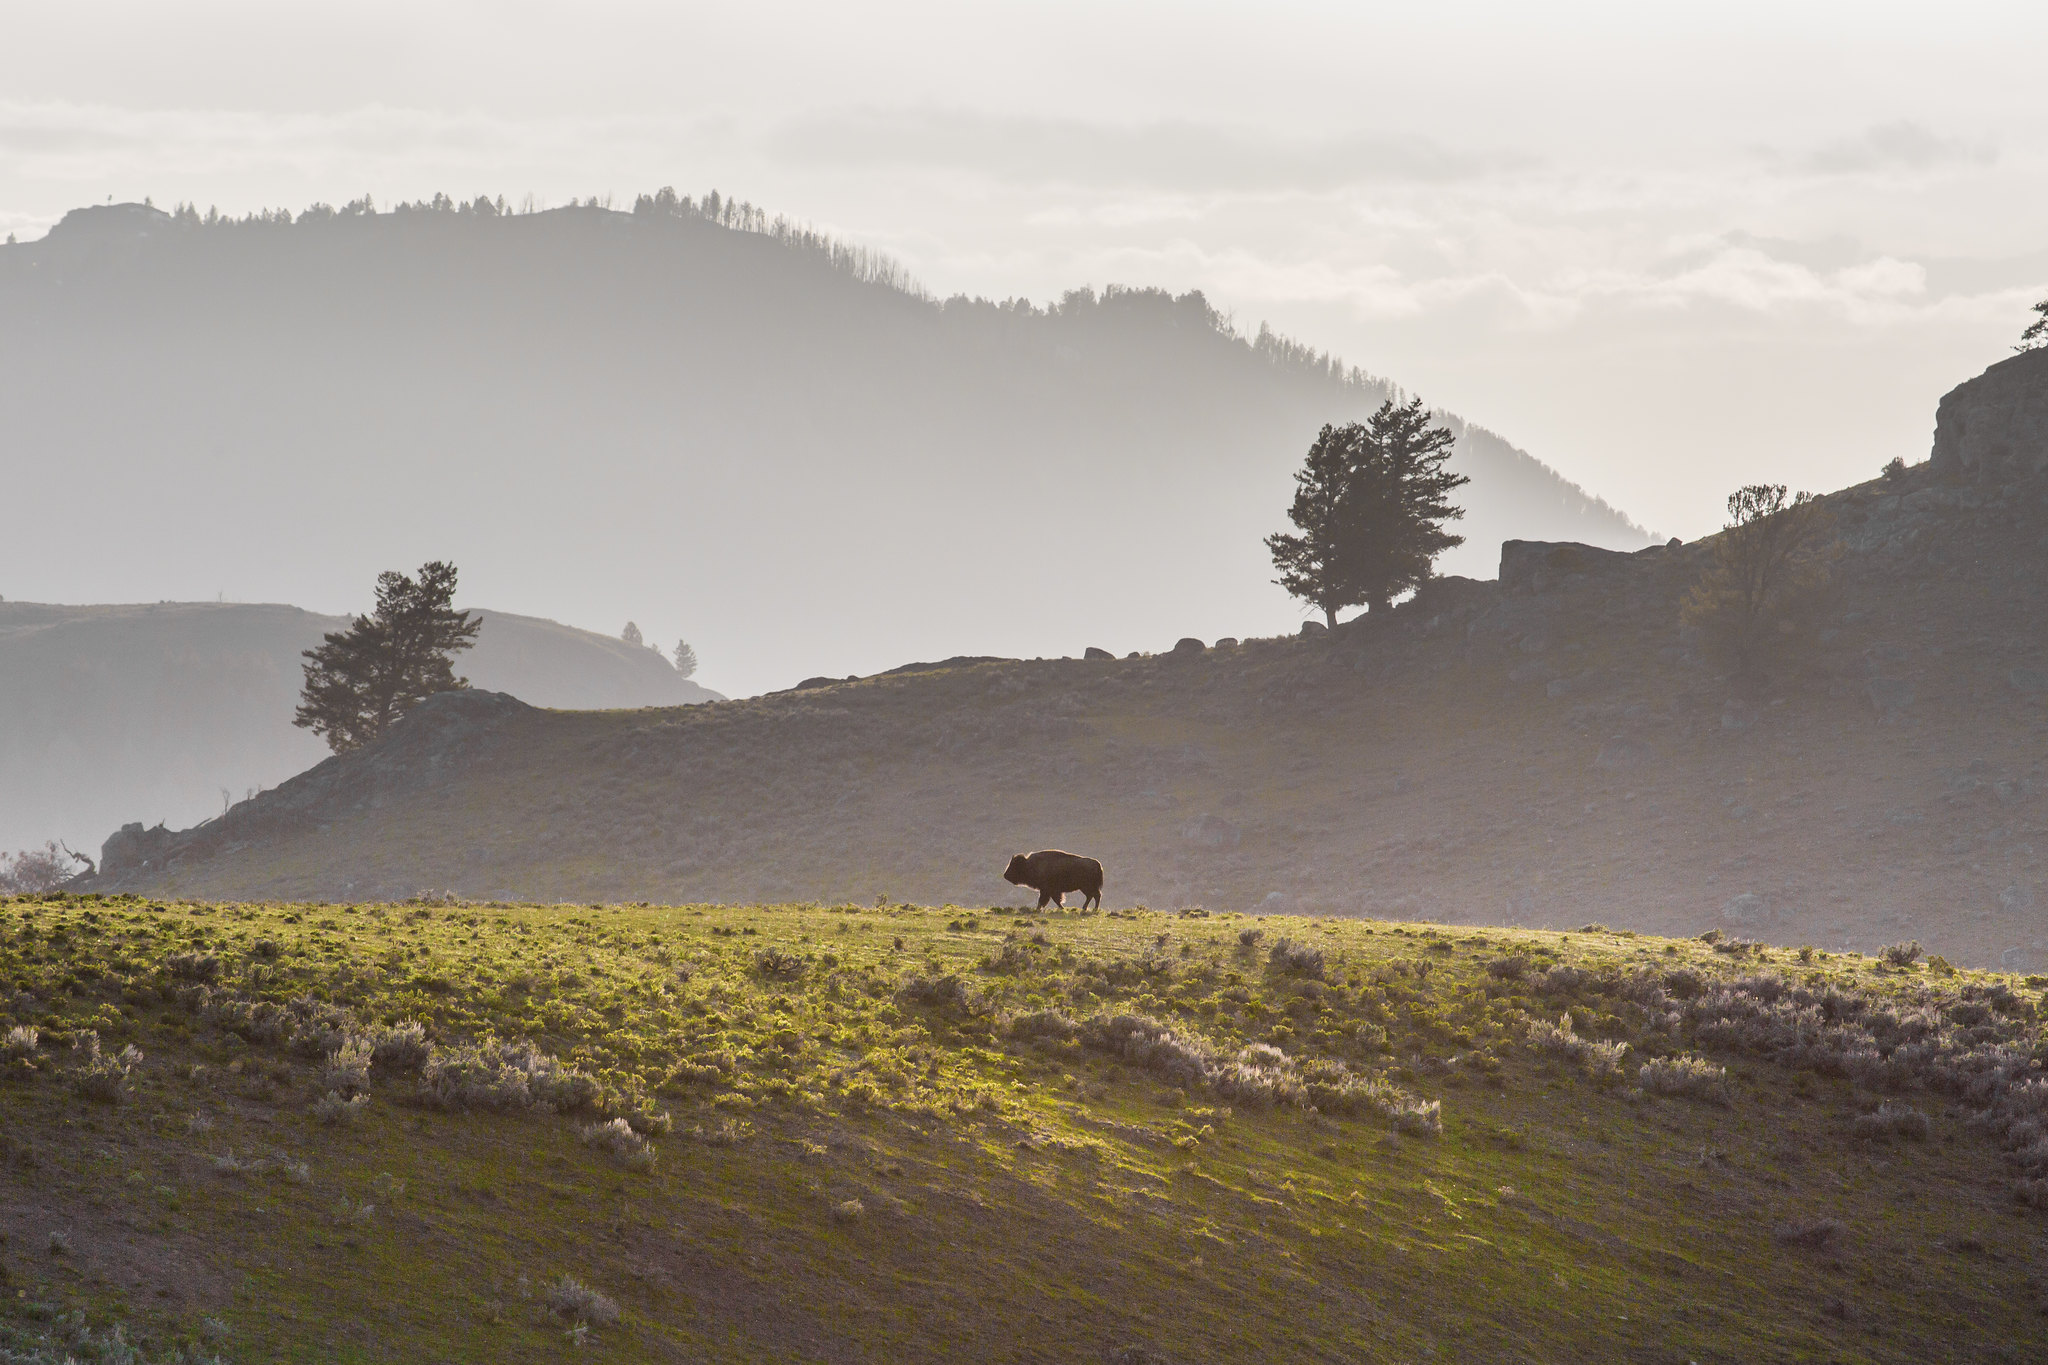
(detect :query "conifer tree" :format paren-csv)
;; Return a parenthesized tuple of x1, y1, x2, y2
(1266, 398, 1470, 628)
(294, 561, 481, 753)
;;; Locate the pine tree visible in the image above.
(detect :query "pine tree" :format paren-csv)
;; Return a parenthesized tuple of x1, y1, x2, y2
(672, 640, 698, 679)
(622, 621, 643, 647)
(1266, 398, 1469, 628)
(294, 561, 481, 753)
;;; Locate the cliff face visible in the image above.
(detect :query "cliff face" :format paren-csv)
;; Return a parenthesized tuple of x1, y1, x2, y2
(1931, 347, 2048, 483)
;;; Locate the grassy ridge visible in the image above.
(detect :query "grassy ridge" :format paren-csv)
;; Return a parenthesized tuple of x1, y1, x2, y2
(2, 893, 2046, 1362)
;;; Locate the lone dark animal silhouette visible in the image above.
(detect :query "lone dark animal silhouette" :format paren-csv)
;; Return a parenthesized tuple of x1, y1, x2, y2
(1002, 850, 1104, 910)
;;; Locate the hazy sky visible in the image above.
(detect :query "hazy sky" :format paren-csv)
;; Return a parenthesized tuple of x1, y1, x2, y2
(5, 1, 2044, 592)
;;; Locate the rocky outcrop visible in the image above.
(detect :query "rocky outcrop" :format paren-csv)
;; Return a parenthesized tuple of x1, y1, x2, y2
(1499, 539, 1664, 593)
(100, 822, 176, 878)
(1931, 348, 2048, 483)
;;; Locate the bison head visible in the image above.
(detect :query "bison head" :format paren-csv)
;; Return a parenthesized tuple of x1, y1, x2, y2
(1001, 853, 1031, 886)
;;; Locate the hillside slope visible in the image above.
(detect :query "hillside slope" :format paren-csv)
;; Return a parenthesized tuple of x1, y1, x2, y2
(0, 602, 719, 858)
(4, 892, 2048, 1362)
(0, 197, 1649, 697)
(86, 428, 2046, 966)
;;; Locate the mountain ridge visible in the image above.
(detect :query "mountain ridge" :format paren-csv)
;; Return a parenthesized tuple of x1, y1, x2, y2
(0, 193, 1651, 699)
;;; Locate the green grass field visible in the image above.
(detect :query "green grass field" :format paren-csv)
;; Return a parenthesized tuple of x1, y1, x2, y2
(2, 892, 2045, 1363)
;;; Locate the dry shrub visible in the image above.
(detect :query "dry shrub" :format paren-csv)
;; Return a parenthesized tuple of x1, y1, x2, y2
(1007, 1008, 1435, 1133)
(1267, 938, 1325, 978)
(1880, 941, 1923, 969)
(418, 1040, 601, 1114)
(753, 947, 807, 980)
(1850, 1101, 1930, 1142)
(165, 951, 222, 983)
(2, 1024, 37, 1060)
(370, 1020, 431, 1071)
(68, 1033, 142, 1104)
(579, 1117, 656, 1169)
(1639, 1054, 1731, 1106)
(312, 1090, 370, 1125)
(1528, 1013, 1630, 1079)
(322, 1036, 373, 1097)
(545, 1275, 620, 1327)
(896, 972, 989, 1016)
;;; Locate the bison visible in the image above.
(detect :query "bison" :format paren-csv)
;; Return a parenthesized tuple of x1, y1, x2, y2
(1001, 849, 1104, 910)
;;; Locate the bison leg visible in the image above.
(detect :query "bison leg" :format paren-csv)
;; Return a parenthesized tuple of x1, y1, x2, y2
(1083, 888, 1101, 910)
(1037, 889, 1055, 909)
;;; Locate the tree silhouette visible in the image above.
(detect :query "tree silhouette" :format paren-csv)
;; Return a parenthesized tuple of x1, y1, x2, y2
(294, 561, 481, 753)
(1681, 485, 1835, 679)
(673, 640, 698, 679)
(1267, 398, 1469, 628)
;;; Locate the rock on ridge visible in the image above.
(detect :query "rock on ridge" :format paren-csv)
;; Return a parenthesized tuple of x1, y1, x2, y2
(1931, 348, 2048, 483)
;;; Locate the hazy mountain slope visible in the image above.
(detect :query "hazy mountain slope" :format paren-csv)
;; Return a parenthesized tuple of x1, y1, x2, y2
(0, 601, 719, 856)
(88, 450, 2047, 967)
(0, 199, 1649, 697)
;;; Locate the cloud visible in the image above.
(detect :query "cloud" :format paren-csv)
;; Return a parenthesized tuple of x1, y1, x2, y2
(1798, 121, 1996, 176)
(764, 108, 1521, 193)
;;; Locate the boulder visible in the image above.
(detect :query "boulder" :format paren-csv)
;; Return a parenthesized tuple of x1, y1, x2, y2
(1930, 348, 2048, 483)
(1213, 637, 1238, 649)
(1299, 621, 1327, 637)
(1171, 637, 1206, 654)
(1083, 647, 1114, 661)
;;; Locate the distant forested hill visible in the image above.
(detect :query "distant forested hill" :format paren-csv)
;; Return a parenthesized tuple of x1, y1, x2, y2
(0, 600, 718, 859)
(0, 194, 1647, 703)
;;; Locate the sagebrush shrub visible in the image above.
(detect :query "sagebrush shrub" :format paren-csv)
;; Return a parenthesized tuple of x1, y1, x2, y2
(1638, 1054, 1731, 1105)
(312, 1090, 370, 1125)
(2, 1024, 37, 1060)
(418, 1040, 601, 1114)
(165, 951, 221, 983)
(68, 1035, 141, 1104)
(322, 1036, 373, 1097)
(753, 947, 807, 979)
(544, 1275, 620, 1327)
(1528, 1013, 1629, 1079)
(1850, 1101, 1930, 1142)
(1238, 928, 1264, 948)
(370, 1020, 431, 1071)
(1267, 938, 1325, 978)
(896, 973, 988, 1016)
(1881, 940, 1923, 968)
(580, 1117, 656, 1169)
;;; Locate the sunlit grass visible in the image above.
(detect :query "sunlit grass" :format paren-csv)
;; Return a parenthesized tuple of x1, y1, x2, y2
(2, 892, 2045, 1361)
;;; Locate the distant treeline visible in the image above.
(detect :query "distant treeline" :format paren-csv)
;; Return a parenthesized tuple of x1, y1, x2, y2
(144, 186, 1427, 415)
